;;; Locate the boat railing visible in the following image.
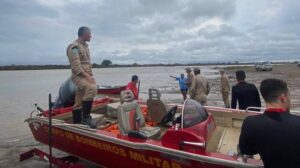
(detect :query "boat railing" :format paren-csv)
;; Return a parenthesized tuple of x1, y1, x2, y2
(245, 107, 264, 113)
(29, 103, 44, 118)
(179, 141, 206, 150)
(246, 107, 300, 115)
(205, 106, 249, 113)
(291, 110, 300, 115)
(26, 116, 98, 133)
(52, 123, 97, 132)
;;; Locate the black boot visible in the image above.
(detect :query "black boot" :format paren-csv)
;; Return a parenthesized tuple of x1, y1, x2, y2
(72, 109, 82, 124)
(81, 101, 96, 128)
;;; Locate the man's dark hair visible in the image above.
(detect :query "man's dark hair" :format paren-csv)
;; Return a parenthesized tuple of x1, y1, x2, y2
(132, 75, 138, 82)
(260, 78, 288, 103)
(236, 70, 246, 81)
(78, 26, 90, 37)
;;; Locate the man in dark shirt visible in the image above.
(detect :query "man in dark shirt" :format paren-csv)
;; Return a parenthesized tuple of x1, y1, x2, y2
(231, 70, 261, 110)
(239, 78, 300, 168)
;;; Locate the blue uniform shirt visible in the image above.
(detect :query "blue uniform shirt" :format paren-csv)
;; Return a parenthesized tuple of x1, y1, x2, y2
(176, 77, 188, 90)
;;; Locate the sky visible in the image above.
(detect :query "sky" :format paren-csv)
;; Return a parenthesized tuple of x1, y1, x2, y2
(0, 0, 300, 65)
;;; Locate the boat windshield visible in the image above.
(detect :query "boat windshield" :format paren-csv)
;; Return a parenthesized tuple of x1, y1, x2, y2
(181, 99, 208, 128)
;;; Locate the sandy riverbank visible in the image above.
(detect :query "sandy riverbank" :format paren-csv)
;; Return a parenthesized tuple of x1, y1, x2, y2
(219, 63, 300, 110)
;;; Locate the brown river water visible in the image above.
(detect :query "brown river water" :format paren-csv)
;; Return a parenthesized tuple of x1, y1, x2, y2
(0, 66, 220, 144)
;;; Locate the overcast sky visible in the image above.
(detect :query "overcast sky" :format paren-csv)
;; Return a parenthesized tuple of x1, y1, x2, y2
(0, 0, 300, 65)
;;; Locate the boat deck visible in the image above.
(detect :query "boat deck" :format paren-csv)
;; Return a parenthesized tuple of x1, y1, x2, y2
(207, 126, 240, 154)
(205, 108, 260, 159)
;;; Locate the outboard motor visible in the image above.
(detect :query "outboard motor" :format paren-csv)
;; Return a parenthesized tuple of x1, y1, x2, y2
(52, 78, 77, 109)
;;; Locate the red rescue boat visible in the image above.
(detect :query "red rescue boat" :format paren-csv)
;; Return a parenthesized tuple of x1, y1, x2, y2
(23, 94, 264, 168)
(97, 85, 127, 95)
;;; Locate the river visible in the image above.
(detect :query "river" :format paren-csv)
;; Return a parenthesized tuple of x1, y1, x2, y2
(0, 66, 220, 144)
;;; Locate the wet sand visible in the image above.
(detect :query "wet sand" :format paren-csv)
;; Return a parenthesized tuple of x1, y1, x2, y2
(219, 63, 300, 110)
(1, 64, 299, 167)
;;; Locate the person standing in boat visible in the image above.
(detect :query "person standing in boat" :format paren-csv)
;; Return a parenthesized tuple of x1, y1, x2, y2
(66, 26, 97, 128)
(220, 69, 230, 108)
(185, 67, 194, 97)
(239, 78, 300, 168)
(231, 70, 261, 110)
(126, 75, 139, 99)
(170, 73, 188, 101)
(190, 67, 210, 106)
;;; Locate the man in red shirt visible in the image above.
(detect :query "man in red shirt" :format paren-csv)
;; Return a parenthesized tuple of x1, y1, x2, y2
(126, 75, 139, 99)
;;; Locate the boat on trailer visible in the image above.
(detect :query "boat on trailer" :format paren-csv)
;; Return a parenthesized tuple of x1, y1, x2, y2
(22, 89, 264, 168)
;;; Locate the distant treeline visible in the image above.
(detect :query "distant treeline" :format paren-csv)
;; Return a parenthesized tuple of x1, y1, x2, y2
(0, 62, 242, 71)
(0, 64, 71, 71)
(0, 61, 298, 71)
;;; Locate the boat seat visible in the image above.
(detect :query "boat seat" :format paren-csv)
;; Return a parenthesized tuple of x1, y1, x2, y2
(106, 102, 121, 118)
(146, 89, 168, 123)
(90, 113, 105, 125)
(120, 90, 135, 103)
(118, 90, 160, 138)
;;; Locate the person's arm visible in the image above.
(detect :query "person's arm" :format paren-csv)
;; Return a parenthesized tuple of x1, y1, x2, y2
(239, 117, 258, 155)
(67, 45, 94, 84)
(220, 77, 224, 91)
(231, 86, 237, 109)
(190, 79, 196, 98)
(206, 80, 210, 95)
(183, 78, 188, 87)
(227, 77, 231, 91)
(185, 80, 191, 85)
(185, 75, 192, 85)
(169, 75, 177, 79)
(133, 86, 138, 99)
(67, 45, 84, 76)
(255, 87, 261, 107)
(126, 82, 131, 90)
(126, 83, 138, 98)
(78, 71, 95, 84)
(224, 77, 230, 92)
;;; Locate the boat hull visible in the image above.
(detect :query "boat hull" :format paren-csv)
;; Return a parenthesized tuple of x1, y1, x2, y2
(29, 119, 237, 168)
(97, 85, 126, 95)
(27, 118, 260, 168)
